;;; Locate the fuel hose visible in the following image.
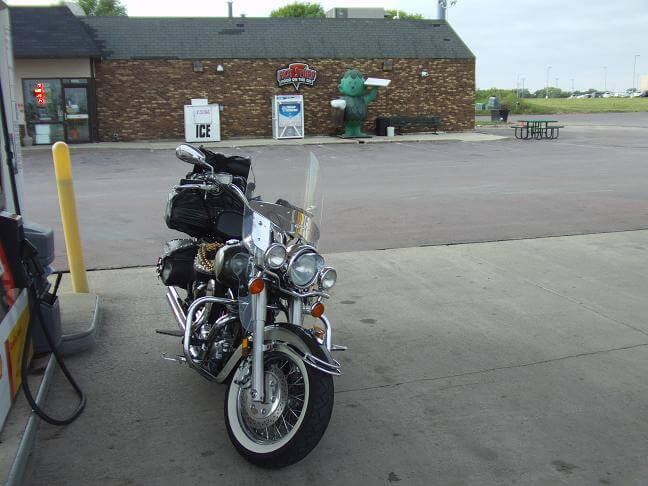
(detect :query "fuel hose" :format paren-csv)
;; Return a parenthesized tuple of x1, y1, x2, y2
(20, 261, 86, 425)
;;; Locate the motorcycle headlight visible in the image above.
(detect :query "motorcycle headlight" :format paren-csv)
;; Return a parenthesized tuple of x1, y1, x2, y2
(319, 267, 337, 289)
(288, 251, 325, 287)
(264, 243, 287, 269)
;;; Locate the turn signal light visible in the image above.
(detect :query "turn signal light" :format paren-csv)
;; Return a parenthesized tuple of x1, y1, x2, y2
(242, 338, 249, 357)
(311, 302, 325, 318)
(248, 278, 265, 294)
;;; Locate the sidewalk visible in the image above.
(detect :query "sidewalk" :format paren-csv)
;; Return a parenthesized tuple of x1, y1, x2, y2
(21, 131, 506, 152)
(17, 229, 648, 485)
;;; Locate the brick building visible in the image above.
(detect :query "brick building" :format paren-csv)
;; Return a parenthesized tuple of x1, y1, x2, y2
(10, 6, 474, 144)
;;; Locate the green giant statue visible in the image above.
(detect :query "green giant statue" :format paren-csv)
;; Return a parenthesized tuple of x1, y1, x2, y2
(335, 68, 379, 138)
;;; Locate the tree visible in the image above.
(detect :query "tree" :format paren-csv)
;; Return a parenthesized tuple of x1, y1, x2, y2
(533, 87, 569, 99)
(76, 0, 127, 16)
(270, 2, 325, 18)
(384, 9, 423, 19)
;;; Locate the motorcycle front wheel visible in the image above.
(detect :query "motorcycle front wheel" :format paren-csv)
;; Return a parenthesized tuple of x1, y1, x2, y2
(224, 347, 334, 468)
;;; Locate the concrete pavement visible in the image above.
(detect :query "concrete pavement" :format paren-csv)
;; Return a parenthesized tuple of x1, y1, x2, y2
(23, 229, 648, 485)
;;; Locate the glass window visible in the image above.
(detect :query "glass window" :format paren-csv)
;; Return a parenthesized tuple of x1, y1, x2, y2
(23, 79, 63, 123)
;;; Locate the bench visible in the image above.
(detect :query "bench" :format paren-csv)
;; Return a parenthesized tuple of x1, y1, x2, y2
(375, 116, 442, 136)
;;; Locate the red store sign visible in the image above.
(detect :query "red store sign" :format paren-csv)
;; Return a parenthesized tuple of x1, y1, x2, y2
(34, 83, 46, 104)
(276, 63, 317, 91)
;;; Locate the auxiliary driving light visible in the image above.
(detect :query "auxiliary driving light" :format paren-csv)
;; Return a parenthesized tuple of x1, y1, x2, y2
(319, 267, 337, 290)
(264, 243, 287, 269)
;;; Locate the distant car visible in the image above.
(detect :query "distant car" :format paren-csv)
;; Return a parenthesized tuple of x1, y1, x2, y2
(602, 92, 613, 98)
(641, 91, 648, 97)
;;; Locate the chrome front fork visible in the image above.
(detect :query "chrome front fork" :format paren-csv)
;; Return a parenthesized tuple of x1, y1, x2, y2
(250, 295, 304, 402)
(250, 287, 268, 402)
(288, 297, 304, 327)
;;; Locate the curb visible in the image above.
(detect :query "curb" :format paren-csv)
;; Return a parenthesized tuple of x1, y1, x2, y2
(20, 132, 506, 152)
(59, 295, 101, 355)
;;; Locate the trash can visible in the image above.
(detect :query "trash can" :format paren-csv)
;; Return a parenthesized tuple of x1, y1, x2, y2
(490, 109, 510, 122)
(375, 117, 390, 136)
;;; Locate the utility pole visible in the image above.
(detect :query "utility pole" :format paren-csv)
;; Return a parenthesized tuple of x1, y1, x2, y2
(603, 66, 607, 91)
(570, 78, 574, 93)
(516, 73, 520, 98)
(632, 54, 640, 92)
(546, 65, 551, 99)
(555, 77, 559, 89)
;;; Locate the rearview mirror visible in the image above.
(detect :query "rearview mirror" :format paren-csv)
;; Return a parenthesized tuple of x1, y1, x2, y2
(175, 144, 212, 172)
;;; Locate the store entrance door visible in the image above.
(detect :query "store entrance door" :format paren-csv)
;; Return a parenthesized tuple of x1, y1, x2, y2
(63, 85, 90, 143)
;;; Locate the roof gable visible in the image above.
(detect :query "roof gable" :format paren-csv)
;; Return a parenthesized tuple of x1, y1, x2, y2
(10, 7, 100, 59)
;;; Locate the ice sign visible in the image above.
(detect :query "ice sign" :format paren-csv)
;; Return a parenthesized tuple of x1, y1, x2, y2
(184, 102, 220, 142)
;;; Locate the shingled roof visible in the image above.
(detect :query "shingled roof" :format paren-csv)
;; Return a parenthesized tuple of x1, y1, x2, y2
(81, 17, 474, 60)
(10, 7, 100, 58)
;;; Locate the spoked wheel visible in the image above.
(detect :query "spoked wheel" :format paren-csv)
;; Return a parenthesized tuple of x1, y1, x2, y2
(225, 347, 334, 468)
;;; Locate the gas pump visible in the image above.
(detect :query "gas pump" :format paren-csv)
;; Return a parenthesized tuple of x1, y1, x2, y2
(1, 3, 85, 429)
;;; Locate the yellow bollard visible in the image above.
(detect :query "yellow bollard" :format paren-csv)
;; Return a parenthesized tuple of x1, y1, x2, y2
(52, 142, 89, 293)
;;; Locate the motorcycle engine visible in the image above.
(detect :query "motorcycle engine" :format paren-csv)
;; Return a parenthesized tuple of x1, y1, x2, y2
(206, 332, 235, 375)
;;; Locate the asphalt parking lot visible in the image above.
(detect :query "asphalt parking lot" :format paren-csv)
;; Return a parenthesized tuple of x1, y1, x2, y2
(20, 112, 648, 269)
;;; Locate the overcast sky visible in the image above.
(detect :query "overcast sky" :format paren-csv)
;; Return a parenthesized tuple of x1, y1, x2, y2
(8, 0, 648, 92)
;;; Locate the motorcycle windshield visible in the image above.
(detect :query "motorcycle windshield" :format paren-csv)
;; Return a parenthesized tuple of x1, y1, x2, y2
(238, 152, 322, 330)
(247, 152, 322, 248)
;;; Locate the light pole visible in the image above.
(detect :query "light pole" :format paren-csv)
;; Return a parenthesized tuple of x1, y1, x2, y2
(546, 65, 552, 99)
(570, 78, 575, 94)
(603, 66, 607, 91)
(521, 77, 526, 97)
(516, 73, 520, 98)
(555, 77, 559, 89)
(632, 54, 640, 92)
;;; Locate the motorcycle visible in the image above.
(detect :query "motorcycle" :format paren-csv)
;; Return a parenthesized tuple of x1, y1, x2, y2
(157, 144, 344, 468)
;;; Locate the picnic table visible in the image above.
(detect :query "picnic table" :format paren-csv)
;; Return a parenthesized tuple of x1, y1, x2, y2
(512, 119, 564, 140)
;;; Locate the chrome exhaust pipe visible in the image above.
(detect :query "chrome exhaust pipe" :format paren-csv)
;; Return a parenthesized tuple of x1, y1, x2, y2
(166, 287, 186, 331)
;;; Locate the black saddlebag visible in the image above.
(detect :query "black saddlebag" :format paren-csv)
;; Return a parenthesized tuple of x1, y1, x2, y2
(158, 239, 198, 287)
(164, 187, 244, 239)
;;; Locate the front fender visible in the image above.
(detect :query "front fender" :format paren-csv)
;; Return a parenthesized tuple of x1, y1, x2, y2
(214, 323, 340, 383)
